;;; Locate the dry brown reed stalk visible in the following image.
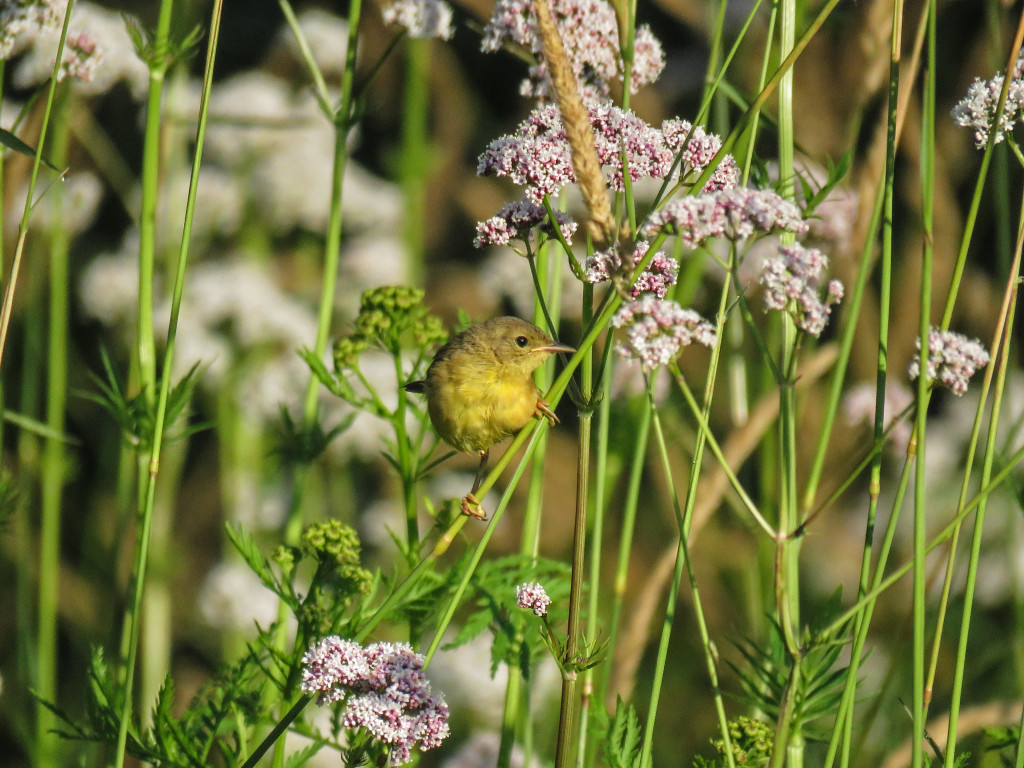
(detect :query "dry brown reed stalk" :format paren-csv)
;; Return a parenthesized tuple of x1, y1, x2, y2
(531, 0, 617, 249)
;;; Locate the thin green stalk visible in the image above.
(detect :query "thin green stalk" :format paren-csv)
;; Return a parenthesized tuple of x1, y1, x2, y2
(523, 237, 562, 558)
(911, 0, 935, 762)
(136, 0, 175, 409)
(0, 2, 74, 372)
(113, 3, 223, 765)
(942, 187, 1024, 768)
(579, 356, 612, 768)
(817, 439, 1024, 641)
(602, 397, 649, 694)
(15, 272, 43, 759)
(940, 15, 1024, 330)
(773, 0, 802, 688)
(640, 388, 735, 768)
(554, 283, 594, 768)
(36, 86, 70, 768)
(498, 661, 523, 768)
(267, 7, 362, 760)
(689, 0, 844, 195)
(423, 428, 545, 665)
(400, 38, 429, 287)
(824, 447, 916, 768)
(392, 353, 420, 565)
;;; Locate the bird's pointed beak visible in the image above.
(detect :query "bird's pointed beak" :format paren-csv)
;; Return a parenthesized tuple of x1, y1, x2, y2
(539, 341, 575, 354)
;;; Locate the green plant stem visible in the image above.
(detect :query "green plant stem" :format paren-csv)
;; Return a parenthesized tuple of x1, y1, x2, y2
(424, 429, 544, 665)
(689, 0, 844, 193)
(580, 355, 612, 768)
(113, 2, 223, 764)
(817, 438, 1024, 641)
(939, 15, 1024, 330)
(824, 450, 915, 768)
(135, 0, 175, 409)
(941, 188, 1024, 768)
(0, 4, 73, 372)
(36, 86, 70, 768)
(393, 353, 420, 566)
(554, 284, 594, 768)
(498, 660, 523, 768)
(911, 1, 933, 762)
(400, 37, 429, 287)
(602, 396, 649, 697)
(641, 386, 735, 768)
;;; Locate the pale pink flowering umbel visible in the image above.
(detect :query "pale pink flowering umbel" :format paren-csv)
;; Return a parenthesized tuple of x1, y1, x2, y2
(515, 583, 552, 616)
(481, 0, 664, 99)
(952, 52, 1024, 148)
(642, 187, 808, 249)
(382, 0, 455, 40)
(586, 241, 678, 299)
(60, 31, 102, 83)
(473, 198, 577, 248)
(760, 243, 843, 337)
(908, 328, 990, 397)
(661, 119, 740, 192)
(612, 295, 717, 372)
(301, 637, 450, 765)
(0, 0, 59, 61)
(478, 102, 738, 206)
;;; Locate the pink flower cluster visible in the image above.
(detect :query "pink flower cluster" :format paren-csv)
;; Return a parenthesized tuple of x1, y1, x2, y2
(515, 582, 551, 616)
(473, 198, 577, 248)
(908, 328, 990, 397)
(481, 0, 664, 99)
(611, 295, 717, 372)
(952, 52, 1024, 148)
(586, 241, 678, 299)
(301, 637, 450, 765)
(477, 102, 738, 205)
(661, 119, 739, 191)
(61, 32, 102, 83)
(642, 187, 808, 248)
(759, 243, 844, 337)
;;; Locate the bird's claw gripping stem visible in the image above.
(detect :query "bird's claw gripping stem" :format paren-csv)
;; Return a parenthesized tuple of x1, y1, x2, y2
(535, 397, 559, 426)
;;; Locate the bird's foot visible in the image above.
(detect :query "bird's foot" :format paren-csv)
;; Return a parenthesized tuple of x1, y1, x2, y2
(460, 493, 487, 520)
(535, 397, 560, 426)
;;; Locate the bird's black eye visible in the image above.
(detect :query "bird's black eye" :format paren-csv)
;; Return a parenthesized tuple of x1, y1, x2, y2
(515, 335, 529, 348)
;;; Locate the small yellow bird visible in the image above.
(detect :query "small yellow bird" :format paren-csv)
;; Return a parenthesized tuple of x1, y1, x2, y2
(405, 316, 575, 518)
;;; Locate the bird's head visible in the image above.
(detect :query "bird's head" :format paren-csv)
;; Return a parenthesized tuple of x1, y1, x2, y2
(467, 317, 575, 378)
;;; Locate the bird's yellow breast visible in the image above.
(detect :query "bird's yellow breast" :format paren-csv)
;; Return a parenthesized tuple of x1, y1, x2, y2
(425, 356, 539, 454)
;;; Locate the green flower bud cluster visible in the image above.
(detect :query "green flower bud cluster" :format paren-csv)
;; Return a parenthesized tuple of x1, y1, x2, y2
(334, 286, 447, 373)
(713, 716, 772, 766)
(301, 519, 372, 596)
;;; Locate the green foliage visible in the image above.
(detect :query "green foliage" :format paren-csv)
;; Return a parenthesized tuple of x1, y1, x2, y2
(712, 716, 773, 767)
(600, 697, 643, 768)
(348, 286, 448, 357)
(42, 648, 266, 768)
(227, 519, 376, 640)
(272, 405, 353, 466)
(80, 347, 207, 452)
(0, 126, 59, 170)
(444, 554, 570, 676)
(728, 593, 850, 738)
(123, 13, 203, 72)
(798, 150, 852, 218)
